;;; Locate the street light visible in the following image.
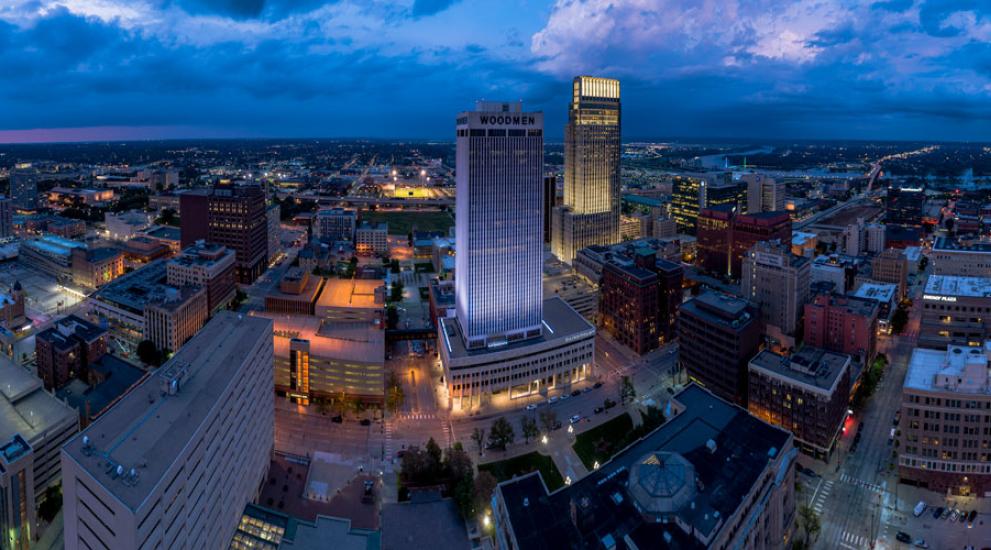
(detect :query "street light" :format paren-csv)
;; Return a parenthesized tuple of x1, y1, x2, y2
(541, 435, 548, 445)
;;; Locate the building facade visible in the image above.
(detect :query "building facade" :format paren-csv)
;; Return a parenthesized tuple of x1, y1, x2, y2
(886, 185, 926, 226)
(167, 242, 237, 312)
(551, 76, 621, 263)
(919, 275, 991, 349)
(744, 173, 785, 213)
(10, 163, 38, 211)
(803, 293, 879, 364)
(208, 183, 268, 284)
(931, 237, 991, 277)
(871, 248, 908, 299)
(599, 251, 682, 354)
(143, 285, 208, 353)
(36, 315, 108, 391)
(455, 101, 544, 349)
(61, 313, 274, 550)
(678, 291, 762, 405)
(698, 207, 792, 279)
(748, 347, 852, 459)
(315, 207, 356, 244)
(741, 240, 810, 336)
(354, 222, 388, 256)
(899, 342, 991, 496)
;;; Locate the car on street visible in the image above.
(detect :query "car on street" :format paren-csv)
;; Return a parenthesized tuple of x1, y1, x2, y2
(593, 382, 603, 389)
(525, 403, 538, 411)
(569, 415, 581, 424)
(666, 387, 675, 395)
(548, 396, 559, 404)
(968, 510, 978, 527)
(958, 508, 967, 523)
(940, 507, 951, 520)
(913, 540, 928, 549)
(895, 532, 912, 543)
(560, 394, 571, 401)
(593, 406, 604, 414)
(571, 390, 581, 397)
(913, 501, 926, 517)
(950, 509, 960, 521)
(331, 415, 343, 423)
(583, 387, 593, 393)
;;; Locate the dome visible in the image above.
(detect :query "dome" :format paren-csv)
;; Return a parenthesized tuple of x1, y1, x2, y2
(627, 452, 697, 518)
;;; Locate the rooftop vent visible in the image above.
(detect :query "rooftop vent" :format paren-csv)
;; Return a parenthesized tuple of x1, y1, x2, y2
(706, 439, 717, 454)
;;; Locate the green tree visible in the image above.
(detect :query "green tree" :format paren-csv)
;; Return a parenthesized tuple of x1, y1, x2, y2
(386, 305, 399, 329)
(136, 339, 162, 366)
(797, 504, 821, 548)
(539, 408, 558, 433)
(390, 280, 405, 302)
(473, 470, 498, 518)
(444, 442, 473, 482)
(487, 417, 515, 450)
(520, 416, 539, 444)
(453, 472, 475, 520)
(620, 375, 637, 405)
(891, 307, 909, 334)
(38, 484, 62, 523)
(470, 427, 485, 456)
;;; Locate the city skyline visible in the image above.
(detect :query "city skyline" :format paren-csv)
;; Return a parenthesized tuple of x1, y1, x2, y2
(0, 1, 990, 143)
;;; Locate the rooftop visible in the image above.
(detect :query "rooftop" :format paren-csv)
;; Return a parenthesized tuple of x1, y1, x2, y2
(91, 260, 175, 314)
(56, 355, 146, 419)
(439, 297, 594, 361)
(37, 315, 105, 351)
(749, 347, 851, 393)
(497, 384, 792, 550)
(0, 358, 78, 447)
(924, 275, 991, 299)
(145, 225, 181, 241)
(904, 342, 991, 395)
(810, 293, 879, 318)
(317, 279, 383, 310)
(252, 312, 384, 364)
(680, 291, 755, 328)
(62, 312, 273, 511)
(932, 237, 991, 253)
(853, 282, 898, 303)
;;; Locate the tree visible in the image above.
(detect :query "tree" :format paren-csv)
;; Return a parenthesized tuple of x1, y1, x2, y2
(620, 375, 637, 406)
(470, 427, 485, 456)
(445, 442, 473, 482)
(385, 371, 404, 413)
(539, 408, 558, 433)
(155, 208, 179, 227)
(487, 417, 515, 450)
(386, 305, 399, 329)
(918, 256, 929, 272)
(797, 504, 821, 548)
(473, 471, 499, 517)
(425, 437, 443, 478)
(453, 472, 475, 520)
(336, 391, 357, 416)
(520, 416, 539, 444)
(891, 307, 909, 334)
(390, 280, 405, 303)
(38, 484, 62, 523)
(136, 339, 162, 366)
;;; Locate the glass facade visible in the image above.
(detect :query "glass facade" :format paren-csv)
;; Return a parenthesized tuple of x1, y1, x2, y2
(455, 101, 544, 349)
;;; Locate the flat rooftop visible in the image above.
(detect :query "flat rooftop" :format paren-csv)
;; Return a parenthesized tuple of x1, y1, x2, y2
(317, 279, 383, 310)
(924, 275, 991, 299)
(933, 237, 991, 253)
(56, 355, 147, 419)
(853, 282, 898, 303)
(145, 226, 181, 241)
(750, 347, 850, 393)
(680, 291, 755, 329)
(439, 297, 594, 360)
(497, 384, 791, 549)
(62, 312, 273, 511)
(92, 260, 192, 314)
(0, 359, 77, 445)
(252, 311, 384, 364)
(904, 343, 991, 394)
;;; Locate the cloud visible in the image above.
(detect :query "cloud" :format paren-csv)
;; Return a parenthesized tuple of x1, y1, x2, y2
(410, 0, 461, 18)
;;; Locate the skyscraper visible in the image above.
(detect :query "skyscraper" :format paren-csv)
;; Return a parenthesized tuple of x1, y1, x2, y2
(179, 184, 268, 284)
(10, 163, 38, 211)
(552, 76, 621, 263)
(455, 101, 544, 349)
(743, 173, 785, 213)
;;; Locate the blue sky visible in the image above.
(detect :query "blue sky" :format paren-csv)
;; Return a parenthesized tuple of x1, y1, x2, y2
(0, 0, 990, 143)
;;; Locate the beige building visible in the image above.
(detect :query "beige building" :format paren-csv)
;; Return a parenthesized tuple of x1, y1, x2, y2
(871, 248, 908, 299)
(899, 341, 991, 496)
(743, 173, 785, 213)
(931, 237, 991, 277)
(741, 240, 810, 336)
(315, 279, 385, 323)
(143, 285, 208, 353)
(919, 275, 991, 349)
(166, 242, 236, 312)
(61, 313, 274, 550)
(354, 222, 388, 256)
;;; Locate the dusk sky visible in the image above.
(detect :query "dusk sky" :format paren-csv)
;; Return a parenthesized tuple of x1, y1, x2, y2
(1, 0, 990, 143)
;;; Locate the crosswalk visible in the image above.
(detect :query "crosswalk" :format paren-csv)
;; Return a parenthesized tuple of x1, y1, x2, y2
(397, 412, 438, 421)
(840, 473, 885, 494)
(384, 419, 395, 460)
(838, 530, 868, 550)
(811, 479, 833, 515)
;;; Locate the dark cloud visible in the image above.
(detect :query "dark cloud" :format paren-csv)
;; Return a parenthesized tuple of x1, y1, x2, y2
(166, 0, 331, 20)
(410, 0, 461, 18)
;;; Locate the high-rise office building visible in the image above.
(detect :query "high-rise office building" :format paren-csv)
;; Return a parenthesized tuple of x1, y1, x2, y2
(551, 76, 621, 263)
(543, 175, 557, 244)
(61, 312, 274, 550)
(455, 100, 544, 349)
(10, 163, 38, 211)
(886, 184, 926, 227)
(441, 99, 595, 411)
(697, 206, 792, 279)
(179, 184, 268, 284)
(741, 240, 810, 336)
(669, 173, 738, 235)
(0, 195, 13, 239)
(743, 173, 785, 213)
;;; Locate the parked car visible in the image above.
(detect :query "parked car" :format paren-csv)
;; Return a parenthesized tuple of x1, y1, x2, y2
(896, 532, 912, 543)
(593, 382, 603, 389)
(958, 509, 967, 523)
(913, 540, 928, 549)
(548, 396, 559, 404)
(968, 510, 978, 527)
(583, 387, 593, 394)
(571, 390, 581, 397)
(666, 387, 675, 395)
(931, 506, 944, 519)
(360, 418, 371, 426)
(331, 415, 343, 424)
(593, 406, 604, 414)
(950, 509, 960, 521)
(525, 403, 538, 411)
(569, 415, 581, 424)
(913, 501, 926, 517)
(560, 394, 571, 401)
(940, 507, 951, 520)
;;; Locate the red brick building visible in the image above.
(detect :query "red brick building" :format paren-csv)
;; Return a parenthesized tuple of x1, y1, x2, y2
(803, 293, 879, 365)
(36, 315, 108, 391)
(599, 250, 683, 355)
(697, 206, 791, 279)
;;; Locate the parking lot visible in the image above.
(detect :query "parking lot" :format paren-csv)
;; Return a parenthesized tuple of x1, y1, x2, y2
(0, 261, 84, 322)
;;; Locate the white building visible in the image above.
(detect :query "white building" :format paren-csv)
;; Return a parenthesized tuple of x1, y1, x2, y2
(355, 222, 388, 256)
(866, 223, 886, 253)
(811, 255, 847, 292)
(61, 313, 274, 550)
(455, 100, 544, 349)
(740, 240, 810, 336)
(105, 210, 152, 241)
(743, 173, 785, 213)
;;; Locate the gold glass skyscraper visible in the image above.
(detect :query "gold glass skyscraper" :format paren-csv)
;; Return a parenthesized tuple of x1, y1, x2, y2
(552, 76, 621, 264)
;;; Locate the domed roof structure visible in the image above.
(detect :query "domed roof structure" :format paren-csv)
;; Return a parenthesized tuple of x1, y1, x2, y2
(627, 452, 696, 518)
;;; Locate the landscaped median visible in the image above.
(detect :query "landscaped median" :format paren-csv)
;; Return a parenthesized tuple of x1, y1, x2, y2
(478, 451, 565, 491)
(572, 407, 666, 470)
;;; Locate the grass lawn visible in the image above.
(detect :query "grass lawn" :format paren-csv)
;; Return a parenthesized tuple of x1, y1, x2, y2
(572, 408, 666, 470)
(478, 451, 565, 491)
(361, 210, 454, 235)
